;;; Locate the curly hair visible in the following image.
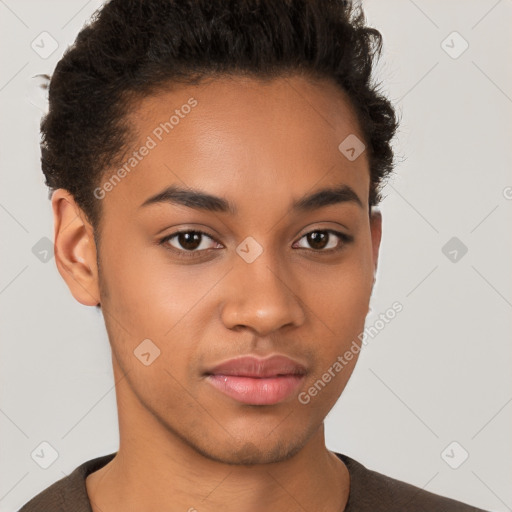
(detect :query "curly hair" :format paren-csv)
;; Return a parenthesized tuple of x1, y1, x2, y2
(41, 0, 399, 239)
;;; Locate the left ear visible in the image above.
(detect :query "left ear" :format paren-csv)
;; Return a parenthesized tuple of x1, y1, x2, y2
(369, 206, 382, 280)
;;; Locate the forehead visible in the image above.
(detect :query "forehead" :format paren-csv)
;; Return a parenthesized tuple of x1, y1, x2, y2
(101, 74, 370, 219)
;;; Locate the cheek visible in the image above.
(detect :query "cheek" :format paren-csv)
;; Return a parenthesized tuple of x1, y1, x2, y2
(299, 277, 367, 410)
(98, 242, 218, 378)
(303, 257, 373, 331)
(300, 256, 372, 388)
(99, 238, 205, 330)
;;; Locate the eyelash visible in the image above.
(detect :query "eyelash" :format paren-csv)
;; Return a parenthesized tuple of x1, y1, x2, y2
(159, 229, 353, 259)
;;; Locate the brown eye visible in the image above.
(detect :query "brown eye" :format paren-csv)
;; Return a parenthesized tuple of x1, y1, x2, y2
(174, 232, 202, 251)
(305, 231, 329, 250)
(294, 230, 352, 252)
(161, 230, 220, 255)
(160, 228, 352, 260)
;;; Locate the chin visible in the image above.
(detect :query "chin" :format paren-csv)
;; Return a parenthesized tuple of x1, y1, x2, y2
(183, 426, 312, 466)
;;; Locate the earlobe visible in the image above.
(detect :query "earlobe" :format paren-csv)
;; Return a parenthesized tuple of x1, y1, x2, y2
(51, 189, 100, 307)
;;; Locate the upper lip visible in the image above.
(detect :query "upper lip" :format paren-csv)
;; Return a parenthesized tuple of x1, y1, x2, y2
(205, 355, 307, 378)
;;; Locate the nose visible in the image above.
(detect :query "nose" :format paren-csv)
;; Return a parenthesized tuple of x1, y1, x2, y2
(220, 249, 306, 336)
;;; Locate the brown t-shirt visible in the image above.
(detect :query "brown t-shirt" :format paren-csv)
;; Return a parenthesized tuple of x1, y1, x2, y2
(18, 452, 488, 511)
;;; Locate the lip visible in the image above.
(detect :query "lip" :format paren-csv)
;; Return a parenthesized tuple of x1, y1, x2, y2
(204, 355, 307, 405)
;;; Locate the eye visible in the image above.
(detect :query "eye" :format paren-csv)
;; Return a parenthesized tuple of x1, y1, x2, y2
(293, 229, 352, 253)
(160, 230, 222, 257)
(159, 228, 353, 259)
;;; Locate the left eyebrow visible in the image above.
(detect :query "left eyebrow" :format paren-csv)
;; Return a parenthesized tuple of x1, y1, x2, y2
(139, 183, 364, 214)
(292, 184, 364, 211)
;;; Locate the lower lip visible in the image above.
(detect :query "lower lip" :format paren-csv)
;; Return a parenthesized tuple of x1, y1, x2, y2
(206, 374, 305, 405)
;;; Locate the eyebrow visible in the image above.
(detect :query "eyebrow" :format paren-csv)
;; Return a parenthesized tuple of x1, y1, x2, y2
(139, 183, 364, 214)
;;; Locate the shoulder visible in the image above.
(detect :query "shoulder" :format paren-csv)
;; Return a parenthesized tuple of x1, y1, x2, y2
(17, 453, 116, 512)
(336, 453, 489, 512)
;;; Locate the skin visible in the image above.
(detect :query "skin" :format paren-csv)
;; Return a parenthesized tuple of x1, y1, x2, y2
(52, 74, 382, 512)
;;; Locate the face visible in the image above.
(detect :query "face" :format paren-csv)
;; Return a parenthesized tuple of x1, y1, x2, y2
(54, 74, 381, 465)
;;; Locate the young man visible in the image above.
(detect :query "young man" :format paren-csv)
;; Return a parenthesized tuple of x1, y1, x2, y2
(19, 0, 489, 510)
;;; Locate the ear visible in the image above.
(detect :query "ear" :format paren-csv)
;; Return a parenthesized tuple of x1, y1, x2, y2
(369, 206, 382, 280)
(51, 189, 100, 306)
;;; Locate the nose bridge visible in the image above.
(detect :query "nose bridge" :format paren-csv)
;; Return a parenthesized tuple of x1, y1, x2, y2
(220, 242, 305, 334)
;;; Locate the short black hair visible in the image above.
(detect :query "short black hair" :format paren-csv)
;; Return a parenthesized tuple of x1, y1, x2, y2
(41, 0, 399, 240)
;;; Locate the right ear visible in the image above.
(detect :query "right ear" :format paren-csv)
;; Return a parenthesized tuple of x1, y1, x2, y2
(51, 189, 101, 306)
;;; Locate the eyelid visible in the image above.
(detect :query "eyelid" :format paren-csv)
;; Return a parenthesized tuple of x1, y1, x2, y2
(292, 229, 352, 252)
(160, 228, 222, 250)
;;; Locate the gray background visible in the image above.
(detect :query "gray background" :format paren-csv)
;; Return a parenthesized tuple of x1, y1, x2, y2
(1, 0, 511, 511)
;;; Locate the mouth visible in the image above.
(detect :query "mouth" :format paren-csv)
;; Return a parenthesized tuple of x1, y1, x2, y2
(204, 354, 307, 406)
